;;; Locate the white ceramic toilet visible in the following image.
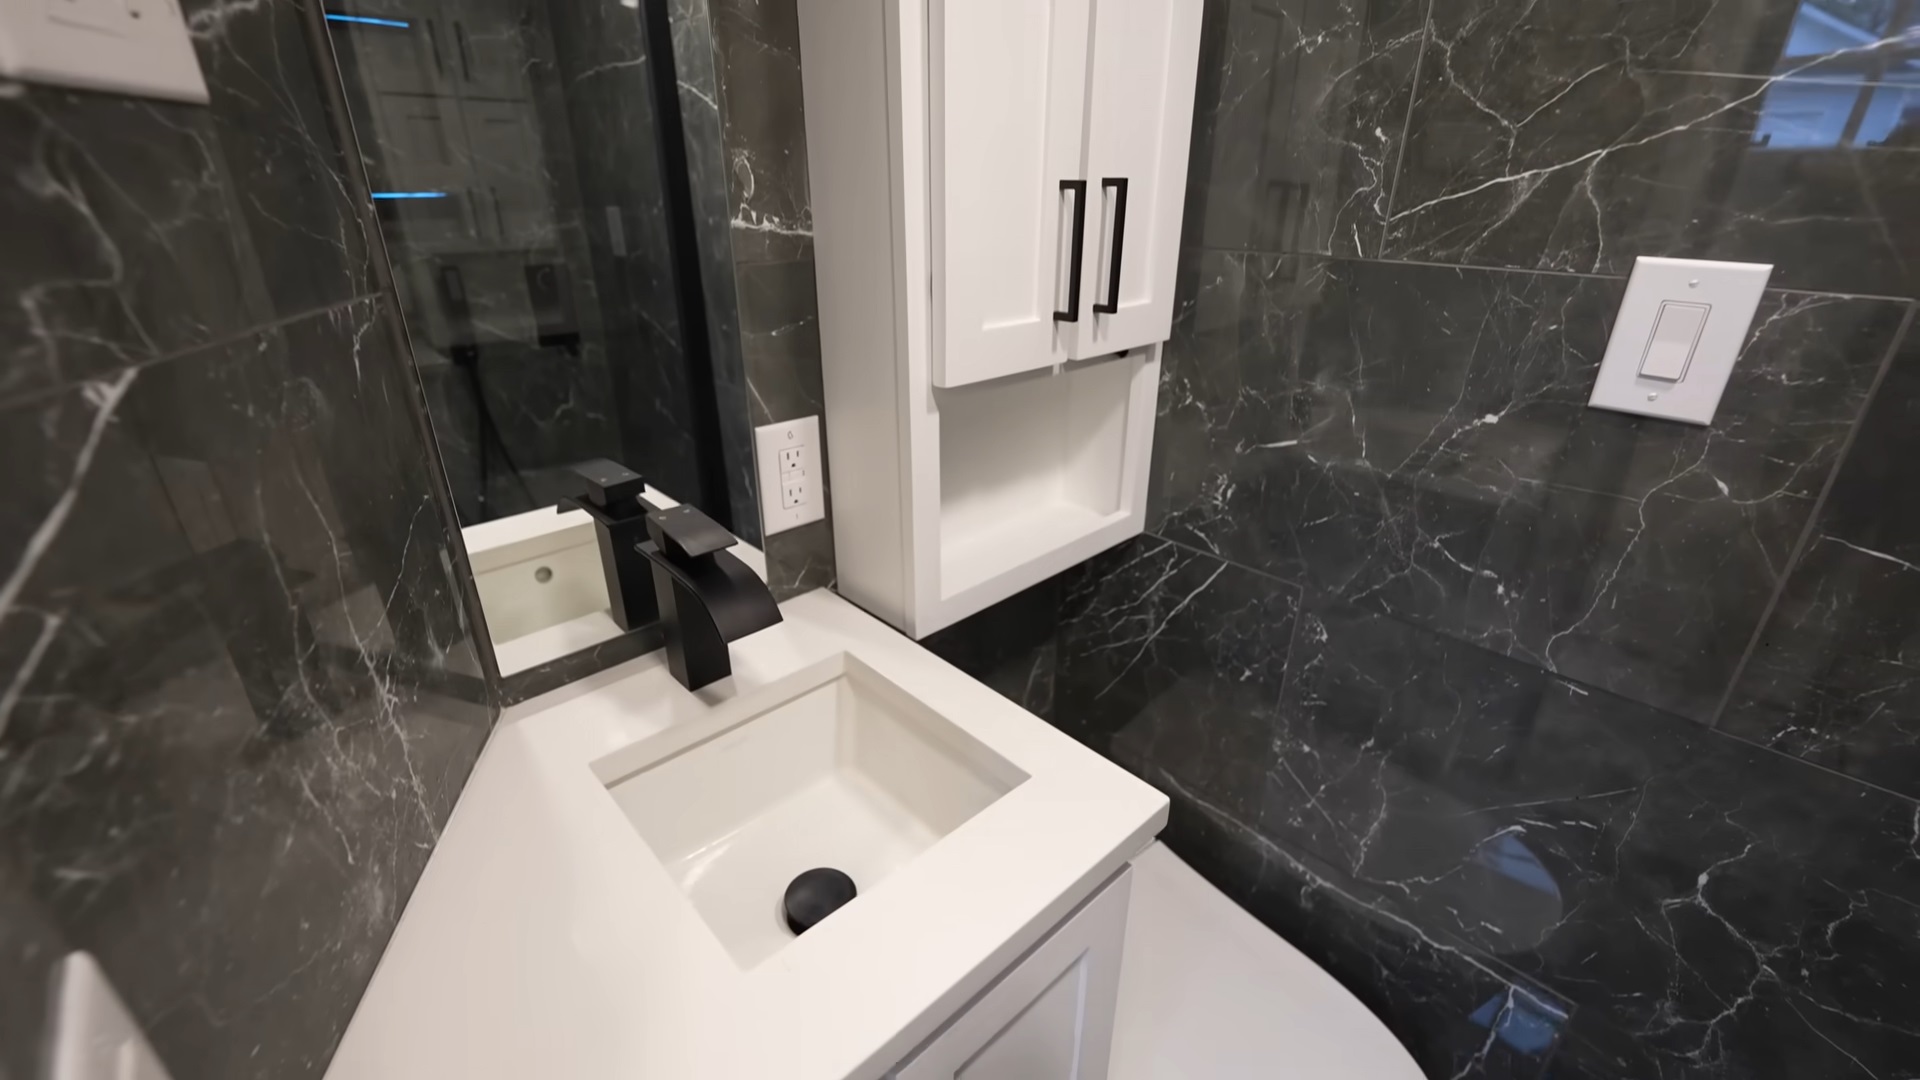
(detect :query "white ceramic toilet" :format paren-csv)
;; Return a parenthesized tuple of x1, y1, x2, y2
(1112, 843, 1426, 1080)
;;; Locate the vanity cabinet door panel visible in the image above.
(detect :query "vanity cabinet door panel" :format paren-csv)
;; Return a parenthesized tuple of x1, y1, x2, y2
(931, 0, 1093, 388)
(1066, 0, 1203, 360)
(896, 869, 1131, 1080)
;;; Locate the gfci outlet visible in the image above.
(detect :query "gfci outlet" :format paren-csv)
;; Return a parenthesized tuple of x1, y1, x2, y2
(755, 416, 825, 535)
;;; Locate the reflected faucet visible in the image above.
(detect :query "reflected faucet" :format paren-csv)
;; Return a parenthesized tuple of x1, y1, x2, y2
(561, 460, 782, 691)
(558, 460, 659, 632)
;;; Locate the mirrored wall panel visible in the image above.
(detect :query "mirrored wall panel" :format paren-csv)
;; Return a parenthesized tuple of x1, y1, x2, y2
(323, 0, 745, 684)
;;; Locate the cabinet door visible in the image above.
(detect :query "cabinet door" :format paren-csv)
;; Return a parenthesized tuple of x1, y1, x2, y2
(1066, 0, 1203, 360)
(932, 0, 1093, 388)
(447, 0, 534, 102)
(463, 100, 556, 248)
(895, 869, 1131, 1080)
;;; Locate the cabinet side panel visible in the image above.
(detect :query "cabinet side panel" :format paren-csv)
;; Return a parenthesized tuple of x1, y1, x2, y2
(798, 0, 910, 625)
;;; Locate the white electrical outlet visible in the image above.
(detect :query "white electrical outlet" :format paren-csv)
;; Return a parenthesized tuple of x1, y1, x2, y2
(0, 0, 209, 104)
(755, 416, 825, 534)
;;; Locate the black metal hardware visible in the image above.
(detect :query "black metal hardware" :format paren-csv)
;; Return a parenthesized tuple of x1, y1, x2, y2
(557, 460, 659, 632)
(557, 462, 781, 691)
(1054, 179, 1088, 323)
(424, 20, 444, 78)
(1095, 177, 1129, 315)
(639, 505, 782, 691)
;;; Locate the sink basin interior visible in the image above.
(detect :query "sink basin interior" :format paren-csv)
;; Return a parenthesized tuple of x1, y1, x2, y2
(601, 655, 1028, 969)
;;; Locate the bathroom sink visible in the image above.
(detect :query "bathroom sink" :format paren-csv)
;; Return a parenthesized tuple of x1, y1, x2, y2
(598, 654, 1028, 968)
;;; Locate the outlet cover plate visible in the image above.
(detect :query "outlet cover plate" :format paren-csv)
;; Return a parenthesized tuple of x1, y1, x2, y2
(0, 0, 209, 103)
(755, 415, 826, 535)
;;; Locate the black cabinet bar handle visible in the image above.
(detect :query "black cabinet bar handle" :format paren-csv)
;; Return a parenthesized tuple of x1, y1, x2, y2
(1095, 177, 1129, 315)
(1055, 179, 1088, 323)
(424, 20, 445, 79)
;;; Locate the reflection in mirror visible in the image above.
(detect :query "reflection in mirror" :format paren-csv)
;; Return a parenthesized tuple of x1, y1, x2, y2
(323, 0, 746, 681)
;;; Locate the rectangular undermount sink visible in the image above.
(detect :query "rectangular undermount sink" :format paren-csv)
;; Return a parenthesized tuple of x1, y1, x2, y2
(598, 654, 1028, 969)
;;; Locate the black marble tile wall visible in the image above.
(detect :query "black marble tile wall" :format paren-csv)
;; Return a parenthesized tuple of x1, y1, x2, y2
(1156, 252, 1908, 720)
(706, 0, 835, 599)
(0, 3, 491, 1078)
(668, 0, 764, 544)
(922, 1, 1920, 1077)
(1721, 323, 1920, 800)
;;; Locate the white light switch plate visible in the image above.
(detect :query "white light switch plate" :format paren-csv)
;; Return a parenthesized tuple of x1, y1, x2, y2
(755, 415, 825, 535)
(0, 0, 209, 104)
(1588, 256, 1773, 426)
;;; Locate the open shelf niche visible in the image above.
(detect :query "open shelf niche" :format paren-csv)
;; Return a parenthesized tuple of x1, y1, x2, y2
(824, 344, 1158, 640)
(936, 355, 1152, 604)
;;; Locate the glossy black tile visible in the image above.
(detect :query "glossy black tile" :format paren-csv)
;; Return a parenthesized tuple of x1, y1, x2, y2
(0, 92, 260, 403)
(669, 0, 764, 543)
(1272, 597, 1920, 1080)
(923, 578, 1065, 722)
(736, 257, 834, 598)
(1720, 318, 1920, 799)
(1381, 1, 1920, 294)
(1153, 251, 1906, 717)
(1030, 537, 1920, 1079)
(1183, 0, 1428, 257)
(1053, 536, 1301, 825)
(711, 0, 813, 265)
(183, 0, 376, 316)
(0, 0, 381, 407)
(1161, 775, 1573, 1080)
(0, 300, 488, 1080)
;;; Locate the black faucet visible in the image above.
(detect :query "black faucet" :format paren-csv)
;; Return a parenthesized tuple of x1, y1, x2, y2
(558, 460, 659, 632)
(561, 460, 782, 691)
(639, 503, 782, 691)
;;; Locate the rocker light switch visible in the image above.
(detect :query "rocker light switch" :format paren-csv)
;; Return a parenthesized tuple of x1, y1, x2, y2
(1638, 301, 1709, 381)
(1589, 256, 1772, 425)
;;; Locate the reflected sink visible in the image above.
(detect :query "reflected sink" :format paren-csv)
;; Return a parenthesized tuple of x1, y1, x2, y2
(599, 655, 1028, 969)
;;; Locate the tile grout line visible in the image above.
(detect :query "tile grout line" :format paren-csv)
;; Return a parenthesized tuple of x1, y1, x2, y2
(1143, 526, 1920, 810)
(1373, 0, 1435, 256)
(0, 291, 390, 415)
(1706, 299, 1919, 732)
(1705, 720, 1920, 808)
(1180, 244, 1920, 304)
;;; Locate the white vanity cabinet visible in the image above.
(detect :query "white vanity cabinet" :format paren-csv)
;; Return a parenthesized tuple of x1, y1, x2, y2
(798, 0, 1202, 637)
(891, 868, 1132, 1080)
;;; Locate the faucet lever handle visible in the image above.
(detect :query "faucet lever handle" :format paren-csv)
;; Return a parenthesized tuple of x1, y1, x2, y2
(568, 459, 648, 514)
(645, 504, 737, 559)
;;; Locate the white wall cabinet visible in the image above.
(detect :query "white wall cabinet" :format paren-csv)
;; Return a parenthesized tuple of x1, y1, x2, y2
(891, 869, 1132, 1080)
(931, 0, 1201, 386)
(1067, 0, 1204, 362)
(799, 0, 1201, 637)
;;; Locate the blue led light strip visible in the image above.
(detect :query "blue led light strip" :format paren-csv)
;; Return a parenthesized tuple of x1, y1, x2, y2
(324, 13, 412, 28)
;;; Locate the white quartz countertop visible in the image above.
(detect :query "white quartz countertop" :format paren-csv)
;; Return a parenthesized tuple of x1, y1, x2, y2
(325, 588, 1167, 1080)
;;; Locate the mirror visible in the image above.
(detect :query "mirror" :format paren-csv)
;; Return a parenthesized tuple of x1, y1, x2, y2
(323, 0, 753, 689)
